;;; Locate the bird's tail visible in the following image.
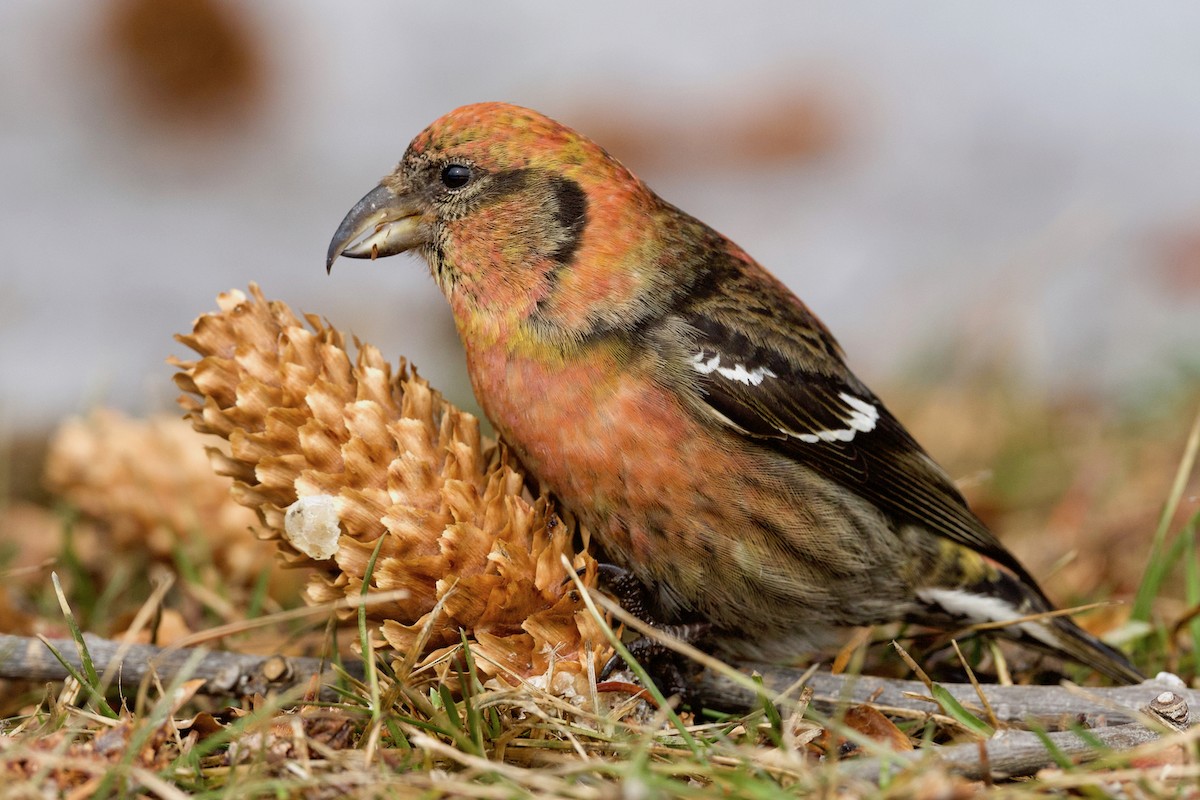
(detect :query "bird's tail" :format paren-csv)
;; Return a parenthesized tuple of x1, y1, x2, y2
(914, 568, 1143, 685)
(1005, 606, 1143, 685)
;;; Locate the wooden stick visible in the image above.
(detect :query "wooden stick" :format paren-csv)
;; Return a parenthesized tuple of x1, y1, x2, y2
(691, 660, 1198, 729)
(838, 719, 1190, 782)
(0, 633, 363, 700)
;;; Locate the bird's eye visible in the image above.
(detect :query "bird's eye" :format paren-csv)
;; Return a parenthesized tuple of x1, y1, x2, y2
(440, 164, 472, 190)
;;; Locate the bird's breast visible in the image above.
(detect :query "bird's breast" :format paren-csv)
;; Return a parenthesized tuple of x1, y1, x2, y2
(461, 339, 717, 561)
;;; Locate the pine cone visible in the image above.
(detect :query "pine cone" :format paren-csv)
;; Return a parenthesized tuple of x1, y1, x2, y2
(42, 409, 274, 588)
(171, 285, 604, 694)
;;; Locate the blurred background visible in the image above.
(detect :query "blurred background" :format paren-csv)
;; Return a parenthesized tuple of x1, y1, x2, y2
(0, 0, 1197, 664)
(2, 1, 1198, 470)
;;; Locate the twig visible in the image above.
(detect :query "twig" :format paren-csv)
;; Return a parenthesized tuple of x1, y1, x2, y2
(838, 719, 1196, 782)
(0, 634, 363, 701)
(692, 660, 1199, 729)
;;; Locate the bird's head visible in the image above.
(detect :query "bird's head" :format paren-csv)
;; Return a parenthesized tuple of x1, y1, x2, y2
(327, 102, 697, 349)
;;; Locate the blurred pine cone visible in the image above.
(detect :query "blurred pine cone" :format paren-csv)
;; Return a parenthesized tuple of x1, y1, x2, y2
(171, 285, 604, 694)
(42, 409, 276, 589)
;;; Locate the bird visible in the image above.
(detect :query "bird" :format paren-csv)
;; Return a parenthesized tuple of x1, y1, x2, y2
(325, 102, 1142, 684)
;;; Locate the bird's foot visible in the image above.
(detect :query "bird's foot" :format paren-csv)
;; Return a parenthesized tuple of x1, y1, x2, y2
(589, 563, 712, 701)
(600, 621, 712, 700)
(595, 563, 656, 622)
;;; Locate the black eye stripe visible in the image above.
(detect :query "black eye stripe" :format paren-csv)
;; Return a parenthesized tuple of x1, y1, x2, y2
(441, 164, 472, 189)
(548, 176, 587, 264)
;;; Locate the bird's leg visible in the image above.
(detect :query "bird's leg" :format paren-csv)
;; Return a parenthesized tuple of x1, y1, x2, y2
(600, 622, 713, 672)
(593, 564, 711, 699)
(595, 563, 656, 622)
(599, 622, 711, 693)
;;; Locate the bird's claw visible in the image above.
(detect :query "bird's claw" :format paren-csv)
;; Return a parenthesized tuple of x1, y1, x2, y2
(594, 562, 656, 622)
(599, 621, 712, 701)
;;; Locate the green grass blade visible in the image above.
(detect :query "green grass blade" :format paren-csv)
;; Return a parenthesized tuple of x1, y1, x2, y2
(1132, 406, 1200, 621)
(930, 683, 994, 739)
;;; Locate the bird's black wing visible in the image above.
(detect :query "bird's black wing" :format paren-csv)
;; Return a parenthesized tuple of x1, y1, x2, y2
(678, 309, 1045, 595)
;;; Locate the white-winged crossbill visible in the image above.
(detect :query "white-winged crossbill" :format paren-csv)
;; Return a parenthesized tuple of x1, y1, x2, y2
(326, 102, 1141, 684)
